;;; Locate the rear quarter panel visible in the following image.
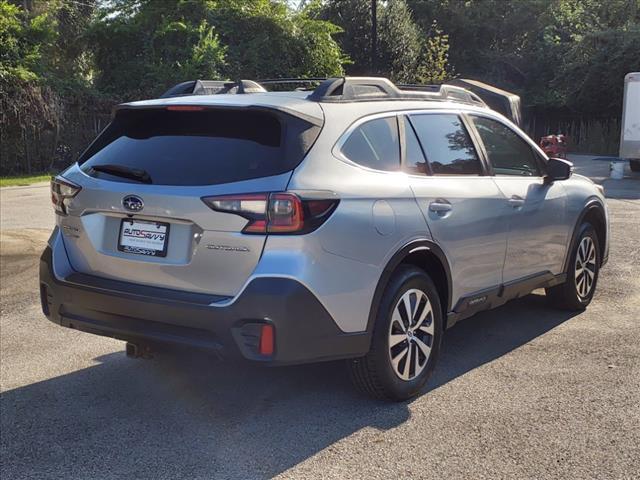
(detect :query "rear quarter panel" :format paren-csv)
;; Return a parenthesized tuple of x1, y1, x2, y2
(285, 106, 434, 333)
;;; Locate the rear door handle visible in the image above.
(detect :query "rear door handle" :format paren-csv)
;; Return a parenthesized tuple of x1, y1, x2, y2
(508, 195, 525, 208)
(429, 199, 452, 213)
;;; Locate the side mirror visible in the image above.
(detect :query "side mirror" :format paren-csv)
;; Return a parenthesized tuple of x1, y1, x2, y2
(544, 157, 573, 183)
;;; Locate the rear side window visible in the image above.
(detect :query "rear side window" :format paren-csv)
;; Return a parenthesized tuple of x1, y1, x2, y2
(79, 108, 321, 186)
(409, 114, 482, 175)
(470, 116, 541, 176)
(340, 117, 400, 171)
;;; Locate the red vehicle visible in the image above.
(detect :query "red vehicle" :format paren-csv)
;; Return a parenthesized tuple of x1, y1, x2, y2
(540, 134, 568, 158)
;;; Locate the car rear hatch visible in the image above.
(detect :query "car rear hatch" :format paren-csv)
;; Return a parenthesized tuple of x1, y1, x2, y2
(57, 103, 323, 297)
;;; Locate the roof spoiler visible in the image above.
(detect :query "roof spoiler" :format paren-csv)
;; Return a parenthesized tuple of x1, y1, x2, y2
(160, 79, 266, 98)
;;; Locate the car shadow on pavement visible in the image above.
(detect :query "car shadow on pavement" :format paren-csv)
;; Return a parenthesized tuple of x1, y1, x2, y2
(1, 293, 578, 479)
(431, 292, 578, 389)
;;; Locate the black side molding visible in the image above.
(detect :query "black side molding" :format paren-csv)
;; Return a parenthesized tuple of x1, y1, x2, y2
(448, 271, 566, 327)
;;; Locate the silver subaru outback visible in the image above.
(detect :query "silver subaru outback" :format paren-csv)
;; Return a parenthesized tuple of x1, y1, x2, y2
(40, 77, 609, 401)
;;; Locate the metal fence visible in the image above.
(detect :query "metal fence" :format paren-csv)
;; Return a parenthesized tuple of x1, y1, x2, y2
(0, 111, 111, 176)
(0, 106, 622, 176)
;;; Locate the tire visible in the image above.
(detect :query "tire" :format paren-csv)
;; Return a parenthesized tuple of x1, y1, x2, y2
(546, 222, 600, 310)
(348, 265, 443, 401)
(630, 160, 640, 172)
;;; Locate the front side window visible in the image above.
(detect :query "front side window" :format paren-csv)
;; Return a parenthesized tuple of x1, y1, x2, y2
(408, 114, 482, 175)
(340, 116, 400, 171)
(471, 116, 541, 176)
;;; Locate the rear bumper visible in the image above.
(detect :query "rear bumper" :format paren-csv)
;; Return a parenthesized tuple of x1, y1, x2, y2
(39, 246, 370, 365)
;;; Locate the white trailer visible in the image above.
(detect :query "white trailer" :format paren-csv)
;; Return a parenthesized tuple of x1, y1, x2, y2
(620, 72, 640, 172)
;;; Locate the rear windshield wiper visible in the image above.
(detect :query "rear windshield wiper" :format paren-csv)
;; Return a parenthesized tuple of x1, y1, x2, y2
(90, 164, 152, 184)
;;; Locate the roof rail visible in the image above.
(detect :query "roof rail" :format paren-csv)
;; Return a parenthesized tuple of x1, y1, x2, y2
(159, 76, 490, 109)
(307, 77, 400, 102)
(306, 77, 487, 107)
(257, 78, 326, 86)
(399, 83, 486, 106)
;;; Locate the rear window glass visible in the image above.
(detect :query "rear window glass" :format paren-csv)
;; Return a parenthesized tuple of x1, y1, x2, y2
(79, 108, 320, 186)
(340, 116, 400, 171)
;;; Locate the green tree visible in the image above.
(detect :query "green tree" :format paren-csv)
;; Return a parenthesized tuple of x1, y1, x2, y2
(544, 0, 640, 115)
(321, 0, 450, 83)
(1, 0, 105, 175)
(89, 0, 344, 101)
(89, 1, 226, 100)
(554, 27, 640, 115)
(210, 0, 344, 79)
(409, 0, 552, 89)
(407, 0, 640, 114)
(0, 0, 56, 82)
(319, 0, 372, 74)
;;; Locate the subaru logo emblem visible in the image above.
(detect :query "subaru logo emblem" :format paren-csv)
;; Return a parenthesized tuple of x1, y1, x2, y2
(122, 195, 144, 212)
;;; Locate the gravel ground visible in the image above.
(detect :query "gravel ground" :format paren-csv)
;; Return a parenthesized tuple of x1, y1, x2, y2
(1, 157, 639, 479)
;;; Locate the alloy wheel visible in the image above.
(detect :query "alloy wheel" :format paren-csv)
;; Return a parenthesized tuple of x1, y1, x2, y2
(575, 236, 597, 299)
(387, 289, 434, 381)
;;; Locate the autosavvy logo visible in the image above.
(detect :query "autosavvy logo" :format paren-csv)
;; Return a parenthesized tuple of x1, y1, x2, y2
(122, 227, 166, 241)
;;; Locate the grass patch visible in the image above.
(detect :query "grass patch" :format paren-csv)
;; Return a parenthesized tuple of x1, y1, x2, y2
(0, 173, 52, 187)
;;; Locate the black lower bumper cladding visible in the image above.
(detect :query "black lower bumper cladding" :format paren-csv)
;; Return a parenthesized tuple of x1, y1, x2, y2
(39, 247, 369, 365)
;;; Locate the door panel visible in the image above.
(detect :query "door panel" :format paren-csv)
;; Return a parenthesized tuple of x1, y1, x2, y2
(491, 177, 568, 281)
(468, 114, 570, 281)
(409, 177, 510, 303)
(404, 113, 509, 306)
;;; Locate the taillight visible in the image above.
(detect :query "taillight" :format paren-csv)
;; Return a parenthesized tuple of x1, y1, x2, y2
(203, 193, 269, 233)
(202, 192, 339, 234)
(267, 193, 304, 233)
(51, 176, 81, 216)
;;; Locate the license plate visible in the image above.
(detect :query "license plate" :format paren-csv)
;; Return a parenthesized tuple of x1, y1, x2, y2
(118, 219, 169, 257)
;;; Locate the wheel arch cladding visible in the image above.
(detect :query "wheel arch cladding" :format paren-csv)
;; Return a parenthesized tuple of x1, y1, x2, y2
(368, 240, 452, 332)
(566, 201, 607, 271)
(582, 205, 606, 262)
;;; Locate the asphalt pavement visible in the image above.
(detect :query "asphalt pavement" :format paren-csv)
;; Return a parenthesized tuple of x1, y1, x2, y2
(1, 157, 639, 479)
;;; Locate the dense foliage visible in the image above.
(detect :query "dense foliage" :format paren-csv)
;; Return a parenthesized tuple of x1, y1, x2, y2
(0, 0, 106, 175)
(89, 0, 345, 100)
(1, 0, 639, 174)
(0, 0, 345, 174)
(320, 0, 450, 83)
(407, 0, 640, 115)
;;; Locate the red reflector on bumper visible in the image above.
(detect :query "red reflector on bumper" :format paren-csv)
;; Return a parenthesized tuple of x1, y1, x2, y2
(259, 324, 275, 356)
